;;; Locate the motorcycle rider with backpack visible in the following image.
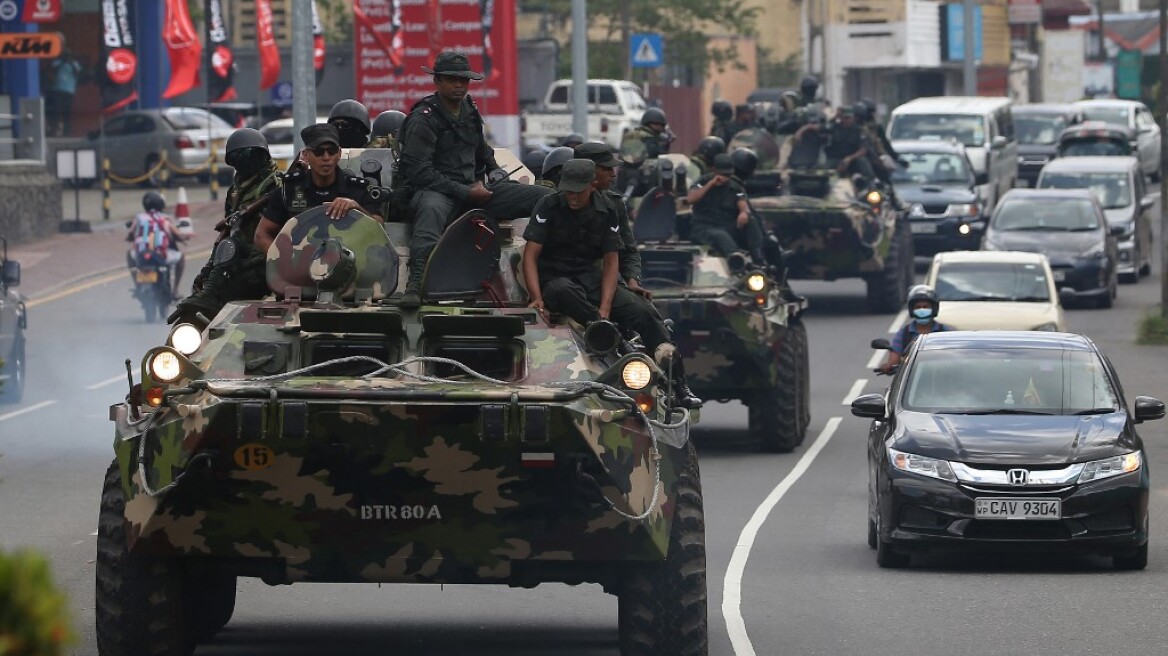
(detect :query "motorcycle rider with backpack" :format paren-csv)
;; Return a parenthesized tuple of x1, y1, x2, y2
(126, 191, 186, 299)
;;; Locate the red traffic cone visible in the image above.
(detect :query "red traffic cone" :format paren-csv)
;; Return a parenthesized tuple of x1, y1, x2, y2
(174, 186, 194, 238)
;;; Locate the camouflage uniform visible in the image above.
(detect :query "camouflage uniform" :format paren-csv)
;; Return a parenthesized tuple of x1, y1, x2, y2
(689, 172, 766, 260)
(366, 134, 399, 155)
(619, 126, 670, 164)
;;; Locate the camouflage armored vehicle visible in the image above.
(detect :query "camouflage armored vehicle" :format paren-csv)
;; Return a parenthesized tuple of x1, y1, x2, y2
(97, 205, 707, 656)
(632, 156, 811, 452)
(736, 129, 915, 313)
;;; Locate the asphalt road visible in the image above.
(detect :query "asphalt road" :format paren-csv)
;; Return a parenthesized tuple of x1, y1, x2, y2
(2, 202, 1167, 655)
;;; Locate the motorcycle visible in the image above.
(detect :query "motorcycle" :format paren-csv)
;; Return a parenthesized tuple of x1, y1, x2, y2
(129, 247, 172, 323)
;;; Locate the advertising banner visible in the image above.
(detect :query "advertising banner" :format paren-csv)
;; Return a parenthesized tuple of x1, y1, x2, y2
(22, 0, 62, 23)
(162, 0, 202, 99)
(354, 0, 519, 147)
(204, 0, 236, 101)
(99, 0, 137, 113)
(255, 0, 281, 90)
(313, 0, 326, 84)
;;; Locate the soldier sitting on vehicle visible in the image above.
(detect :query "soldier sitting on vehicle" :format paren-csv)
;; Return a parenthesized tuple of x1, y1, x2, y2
(687, 153, 768, 266)
(328, 99, 373, 149)
(522, 159, 702, 409)
(538, 147, 574, 189)
(368, 109, 406, 152)
(728, 104, 759, 140)
(574, 141, 651, 300)
(620, 107, 674, 164)
(710, 100, 736, 143)
(690, 136, 727, 176)
(822, 105, 876, 184)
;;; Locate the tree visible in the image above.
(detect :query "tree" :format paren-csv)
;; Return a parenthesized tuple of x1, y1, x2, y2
(522, 0, 760, 80)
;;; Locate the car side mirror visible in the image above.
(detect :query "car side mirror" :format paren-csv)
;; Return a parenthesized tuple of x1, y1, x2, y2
(973, 172, 990, 186)
(1140, 196, 1155, 210)
(1109, 223, 1126, 236)
(991, 136, 1008, 149)
(1134, 396, 1165, 422)
(2, 259, 19, 287)
(1057, 287, 1075, 306)
(871, 338, 892, 350)
(851, 393, 887, 419)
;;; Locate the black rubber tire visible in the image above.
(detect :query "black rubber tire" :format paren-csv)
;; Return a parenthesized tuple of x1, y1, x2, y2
(143, 297, 157, 323)
(1113, 542, 1148, 571)
(875, 513, 910, 569)
(0, 334, 24, 404)
(867, 517, 877, 550)
(749, 326, 802, 453)
(186, 573, 237, 641)
(96, 461, 194, 656)
(618, 443, 708, 656)
(865, 218, 911, 314)
(788, 319, 811, 446)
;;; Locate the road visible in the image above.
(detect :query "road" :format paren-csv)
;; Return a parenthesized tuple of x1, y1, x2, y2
(1, 207, 1167, 655)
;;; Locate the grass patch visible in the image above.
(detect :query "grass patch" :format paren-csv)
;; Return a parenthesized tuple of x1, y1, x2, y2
(1137, 309, 1168, 345)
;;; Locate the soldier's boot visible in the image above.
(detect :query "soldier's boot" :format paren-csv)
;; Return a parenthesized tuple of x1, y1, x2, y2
(400, 248, 430, 309)
(669, 358, 703, 410)
(750, 247, 768, 267)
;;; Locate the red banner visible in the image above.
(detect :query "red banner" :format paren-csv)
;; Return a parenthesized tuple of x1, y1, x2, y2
(312, 0, 326, 84)
(22, 0, 61, 23)
(204, 0, 236, 101)
(99, 0, 137, 113)
(255, 0, 281, 90)
(161, 0, 202, 99)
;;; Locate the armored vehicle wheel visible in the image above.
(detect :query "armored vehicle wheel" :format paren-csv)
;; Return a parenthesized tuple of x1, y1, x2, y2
(619, 443, 708, 656)
(748, 324, 803, 453)
(0, 334, 24, 404)
(864, 219, 913, 314)
(186, 573, 236, 641)
(96, 461, 194, 656)
(789, 319, 811, 445)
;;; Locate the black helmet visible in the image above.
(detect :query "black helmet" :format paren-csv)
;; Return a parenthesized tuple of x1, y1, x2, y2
(522, 150, 547, 177)
(328, 99, 371, 132)
(225, 127, 268, 155)
(712, 100, 733, 122)
(730, 147, 758, 180)
(560, 133, 585, 148)
(853, 101, 871, 122)
(800, 75, 820, 96)
(696, 136, 727, 161)
(907, 284, 940, 314)
(371, 110, 406, 138)
(542, 146, 574, 178)
(224, 127, 272, 176)
(142, 191, 165, 212)
(641, 107, 668, 128)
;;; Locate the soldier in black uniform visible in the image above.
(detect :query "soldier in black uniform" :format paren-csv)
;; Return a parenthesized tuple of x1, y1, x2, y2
(575, 141, 650, 299)
(727, 104, 758, 140)
(398, 50, 552, 306)
(687, 153, 767, 264)
(710, 100, 735, 143)
(822, 105, 876, 183)
(522, 160, 701, 408)
(328, 99, 372, 149)
(690, 136, 726, 176)
(539, 146, 574, 188)
(254, 124, 382, 253)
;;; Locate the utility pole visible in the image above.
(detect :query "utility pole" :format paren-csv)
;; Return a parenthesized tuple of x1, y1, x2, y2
(291, 0, 317, 153)
(963, 0, 977, 95)
(1159, 0, 1167, 317)
(571, 0, 588, 138)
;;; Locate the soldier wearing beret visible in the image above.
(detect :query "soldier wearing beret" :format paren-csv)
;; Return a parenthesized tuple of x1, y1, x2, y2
(398, 50, 552, 307)
(254, 124, 382, 253)
(523, 159, 702, 409)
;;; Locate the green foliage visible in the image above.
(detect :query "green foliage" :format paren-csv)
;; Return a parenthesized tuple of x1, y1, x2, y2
(757, 49, 802, 88)
(0, 550, 74, 656)
(1136, 309, 1168, 345)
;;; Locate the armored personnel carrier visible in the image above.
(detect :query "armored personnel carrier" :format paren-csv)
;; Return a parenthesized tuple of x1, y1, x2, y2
(97, 205, 707, 655)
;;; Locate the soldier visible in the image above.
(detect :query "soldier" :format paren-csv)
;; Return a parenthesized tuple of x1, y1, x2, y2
(710, 100, 735, 143)
(328, 99, 372, 149)
(560, 133, 585, 149)
(254, 124, 382, 254)
(521, 150, 548, 183)
(168, 127, 282, 325)
(574, 141, 650, 299)
(728, 104, 758, 140)
(522, 159, 701, 409)
(856, 99, 905, 173)
(619, 107, 674, 164)
(539, 146, 574, 188)
(397, 50, 553, 307)
(823, 105, 875, 183)
(686, 153, 767, 265)
(368, 109, 406, 151)
(799, 75, 820, 107)
(691, 136, 727, 176)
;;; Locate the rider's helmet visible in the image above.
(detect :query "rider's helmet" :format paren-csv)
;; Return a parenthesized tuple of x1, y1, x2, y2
(522, 150, 548, 177)
(640, 107, 668, 129)
(542, 146, 575, 178)
(711, 100, 733, 122)
(729, 147, 758, 180)
(371, 110, 407, 139)
(696, 136, 727, 162)
(328, 99, 371, 147)
(142, 191, 166, 212)
(224, 128, 271, 175)
(907, 284, 940, 315)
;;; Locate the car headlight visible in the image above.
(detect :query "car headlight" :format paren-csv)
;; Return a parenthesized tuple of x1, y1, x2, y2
(909, 203, 925, 217)
(746, 273, 767, 292)
(866, 190, 883, 206)
(1032, 322, 1060, 331)
(1079, 244, 1106, 259)
(949, 202, 979, 217)
(169, 323, 202, 356)
(621, 359, 653, 390)
(1078, 452, 1141, 483)
(888, 447, 957, 482)
(149, 351, 183, 383)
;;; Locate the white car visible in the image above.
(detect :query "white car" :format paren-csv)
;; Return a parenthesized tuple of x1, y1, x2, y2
(258, 117, 329, 170)
(924, 250, 1068, 332)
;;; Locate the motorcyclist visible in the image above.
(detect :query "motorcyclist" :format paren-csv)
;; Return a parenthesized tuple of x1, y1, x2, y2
(880, 285, 953, 373)
(328, 99, 372, 149)
(127, 191, 186, 299)
(539, 146, 574, 188)
(691, 136, 727, 176)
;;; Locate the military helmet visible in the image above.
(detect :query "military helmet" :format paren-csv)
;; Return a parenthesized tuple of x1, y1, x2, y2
(696, 136, 727, 161)
(522, 150, 548, 177)
(328, 99, 372, 133)
(907, 284, 940, 313)
(853, 101, 872, 121)
(371, 110, 406, 138)
(800, 75, 820, 95)
(542, 146, 574, 177)
(730, 147, 758, 180)
(225, 127, 268, 155)
(142, 190, 165, 212)
(641, 107, 668, 127)
(560, 133, 585, 148)
(711, 100, 733, 122)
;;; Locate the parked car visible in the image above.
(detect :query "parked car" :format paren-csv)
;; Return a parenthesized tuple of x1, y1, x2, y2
(890, 140, 987, 256)
(925, 250, 1067, 331)
(88, 108, 236, 186)
(258, 116, 329, 171)
(982, 188, 1119, 308)
(0, 237, 25, 404)
(855, 331, 1165, 569)
(521, 79, 648, 148)
(1057, 122, 1134, 158)
(1036, 156, 1153, 283)
(1071, 99, 1161, 181)
(1012, 103, 1082, 187)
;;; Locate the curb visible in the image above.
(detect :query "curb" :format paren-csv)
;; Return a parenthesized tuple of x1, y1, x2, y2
(25, 247, 214, 301)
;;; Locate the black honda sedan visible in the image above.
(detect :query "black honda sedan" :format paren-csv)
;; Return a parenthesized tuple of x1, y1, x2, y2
(853, 331, 1164, 569)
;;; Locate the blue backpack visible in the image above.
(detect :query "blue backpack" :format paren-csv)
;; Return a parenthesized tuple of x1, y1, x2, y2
(132, 211, 171, 253)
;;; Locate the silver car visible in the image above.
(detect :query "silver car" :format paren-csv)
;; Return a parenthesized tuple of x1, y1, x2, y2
(1072, 99, 1162, 182)
(87, 108, 236, 186)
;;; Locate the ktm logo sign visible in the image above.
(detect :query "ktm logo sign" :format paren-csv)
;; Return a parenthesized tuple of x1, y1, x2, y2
(0, 32, 63, 59)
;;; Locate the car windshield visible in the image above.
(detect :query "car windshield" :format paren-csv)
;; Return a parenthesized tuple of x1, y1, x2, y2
(1059, 138, 1131, 157)
(1038, 172, 1131, 209)
(1080, 106, 1130, 127)
(903, 348, 1118, 414)
(1016, 114, 1068, 145)
(992, 197, 1100, 231)
(889, 114, 986, 147)
(891, 151, 971, 184)
(165, 108, 234, 131)
(934, 262, 1051, 302)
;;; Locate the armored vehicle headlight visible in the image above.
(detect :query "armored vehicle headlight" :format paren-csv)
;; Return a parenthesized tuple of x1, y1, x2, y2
(866, 190, 883, 206)
(169, 324, 202, 356)
(622, 359, 653, 390)
(149, 351, 183, 383)
(746, 273, 767, 292)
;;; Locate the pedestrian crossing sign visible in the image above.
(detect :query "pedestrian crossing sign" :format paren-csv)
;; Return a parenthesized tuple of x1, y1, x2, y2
(630, 33, 663, 69)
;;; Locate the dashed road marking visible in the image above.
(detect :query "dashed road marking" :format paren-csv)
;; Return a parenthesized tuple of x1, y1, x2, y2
(723, 416, 843, 656)
(842, 378, 867, 405)
(0, 400, 58, 423)
(886, 309, 907, 335)
(866, 349, 884, 370)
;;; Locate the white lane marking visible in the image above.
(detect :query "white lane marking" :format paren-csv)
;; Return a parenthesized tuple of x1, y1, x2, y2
(866, 349, 883, 370)
(886, 309, 907, 335)
(722, 416, 843, 656)
(0, 400, 58, 423)
(87, 374, 130, 390)
(842, 378, 867, 405)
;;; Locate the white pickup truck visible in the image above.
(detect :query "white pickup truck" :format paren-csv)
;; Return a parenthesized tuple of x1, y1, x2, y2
(521, 79, 648, 148)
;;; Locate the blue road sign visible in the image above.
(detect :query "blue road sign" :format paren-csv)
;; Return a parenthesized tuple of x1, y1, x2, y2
(271, 81, 294, 107)
(630, 33, 663, 69)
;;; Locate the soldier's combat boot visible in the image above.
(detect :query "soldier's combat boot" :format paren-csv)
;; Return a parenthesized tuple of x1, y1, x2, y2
(669, 358, 703, 409)
(400, 249, 429, 309)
